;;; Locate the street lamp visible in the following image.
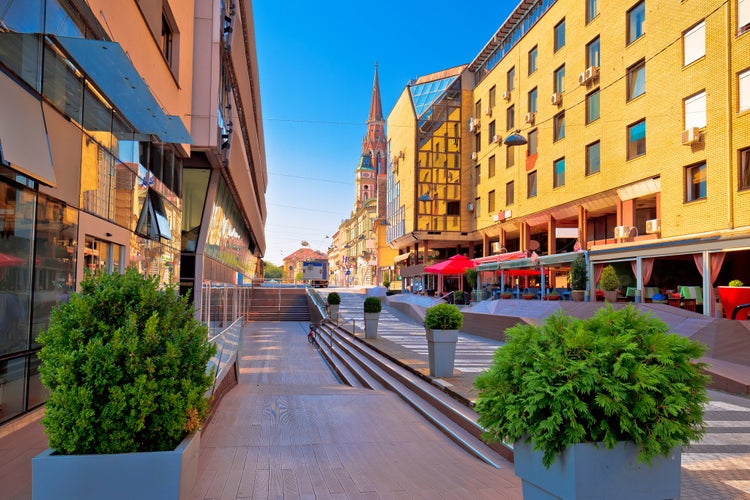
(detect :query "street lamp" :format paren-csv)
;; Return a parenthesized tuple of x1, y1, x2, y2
(504, 129, 527, 146)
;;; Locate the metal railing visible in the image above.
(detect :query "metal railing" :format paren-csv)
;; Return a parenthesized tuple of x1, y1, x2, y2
(206, 316, 242, 394)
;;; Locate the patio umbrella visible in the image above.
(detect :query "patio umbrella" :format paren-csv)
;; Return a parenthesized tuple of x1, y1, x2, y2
(424, 255, 476, 296)
(0, 252, 24, 266)
(424, 254, 476, 275)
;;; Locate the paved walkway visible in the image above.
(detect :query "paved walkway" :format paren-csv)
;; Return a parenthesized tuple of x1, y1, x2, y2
(191, 320, 521, 499)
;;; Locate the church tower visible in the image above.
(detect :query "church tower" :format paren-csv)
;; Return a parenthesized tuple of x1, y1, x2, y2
(355, 63, 387, 211)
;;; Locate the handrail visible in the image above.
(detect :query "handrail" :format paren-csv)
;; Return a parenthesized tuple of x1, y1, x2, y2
(206, 316, 242, 395)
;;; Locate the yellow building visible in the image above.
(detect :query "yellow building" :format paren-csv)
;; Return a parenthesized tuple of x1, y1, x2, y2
(385, 0, 750, 307)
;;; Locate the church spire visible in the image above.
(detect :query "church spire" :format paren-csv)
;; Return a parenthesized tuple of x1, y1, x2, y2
(367, 62, 383, 123)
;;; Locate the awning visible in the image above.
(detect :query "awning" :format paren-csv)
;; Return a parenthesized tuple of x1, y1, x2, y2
(393, 252, 412, 263)
(53, 36, 192, 144)
(536, 252, 582, 266)
(0, 71, 56, 186)
(474, 250, 528, 271)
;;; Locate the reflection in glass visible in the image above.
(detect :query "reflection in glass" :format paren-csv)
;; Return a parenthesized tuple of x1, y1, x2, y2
(32, 197, 77, 342)
(0, 182, 34, 356)
(0, 357, 27, 423)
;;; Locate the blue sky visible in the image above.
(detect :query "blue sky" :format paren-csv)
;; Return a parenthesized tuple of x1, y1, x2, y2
(254, 1, 517, 266)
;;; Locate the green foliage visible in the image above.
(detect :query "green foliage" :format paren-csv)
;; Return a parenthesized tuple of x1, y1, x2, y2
(600, 265, 620, 291)
(382, 279, 391, 289)
(548, 289, 560, 296)
(263, 262, 283, 279)
(729, 279, 744, 287)
(464, 268, 478, 290)
(474, 305, 709, 468)
(37, 268, 216, 455)
(363, 296, 382, 313)
(327, 292, 341, 305)
(424, 303, 464, 330)
(570, 254, 587, 290)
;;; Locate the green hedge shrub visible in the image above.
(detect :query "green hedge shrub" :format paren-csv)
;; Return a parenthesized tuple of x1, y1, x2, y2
(327, 291, 341, 305)
(363, 296, 382, 313)
(424, 303, 463, 330)
(474, 305, 709, 468)
(599, 265, 620, 291)
(37, 268, 216, 455)
(569, 254, 587, 290)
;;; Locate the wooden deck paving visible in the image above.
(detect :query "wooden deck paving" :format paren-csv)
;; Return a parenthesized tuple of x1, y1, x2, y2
(191, 321, 522, 499)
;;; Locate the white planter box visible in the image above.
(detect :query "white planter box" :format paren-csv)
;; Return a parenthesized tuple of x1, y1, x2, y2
(32, 432, 200, 500)
(514, 439, 680, 500)
(364, 312, 379, 338)
(425, 329, 459, 378)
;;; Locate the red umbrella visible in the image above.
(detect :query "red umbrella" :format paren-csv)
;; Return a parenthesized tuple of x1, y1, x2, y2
(424, 254, 476, 275)
(0, 252, 24, 266)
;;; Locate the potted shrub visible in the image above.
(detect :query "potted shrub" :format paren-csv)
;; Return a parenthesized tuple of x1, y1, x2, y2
(522, 291, 536, 300)
(600, 265, 620, 303)
(718, 279, 750, 320)
(363, 296, 381, 339)
(423, 303, 463, 378)
(464, 268, 481, 302)
(569, 254, 587, 301)
(500, 290, 513, 300)
(545, 289, 560, 301)
(33, 268, 216, 499)
(327, 291, 341, 322)
(474, 305, 709, 500)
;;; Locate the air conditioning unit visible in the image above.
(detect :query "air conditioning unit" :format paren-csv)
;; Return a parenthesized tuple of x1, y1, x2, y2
(470, 151, 478, 161)
(578, 66, 600, 85)
(502, 90, 512, 101)
(466, 202, 474, 212)
(645, 219, 661, 234)
(492, 134, 502, 144)
(550, 92, 563, 106)
(391, 155, 399, 166)
(681, 127, 702, 145)
(469, 117, 480, 133)
(524, 112, 536, 124)
(484, 107, 492, 116)
(614, 225, 633, 239)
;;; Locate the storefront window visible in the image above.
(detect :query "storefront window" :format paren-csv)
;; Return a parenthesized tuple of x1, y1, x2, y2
(0, 180, 35, 356)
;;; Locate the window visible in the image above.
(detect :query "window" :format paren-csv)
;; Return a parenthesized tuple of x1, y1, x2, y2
(506, 146, 515, 168)
(685, 163, 706, 202)
(587, 37, 601, 68)
(554, 65, 565, 94)
(489, 120, 496, 143)
(506, 105, 515, 130)
(684, 21, 706, 66)
(627, 60, 645, 100)
(740, 147, 750, 190)
(627, 1, 645, 45)
(506, 180, 515, 206)
(553, 112, 565, 141)
(475, 100, 482, 119)
(474, 197, 481, 218)
(489, 155, 496, 178)
(586, 0, 599, 23)
(488, 190, 496, 213)
(507, 67, 515, 91)
(586, 89, 600, 124)
(528, 46, 538, 74)
(489, 86, 496, 108)
(554, 19, 566, 52)
(475, 132, 481, 152)
(739, 0, 750, 35)
(527, 171, 538, 198)
(528, 129, 538, 156)
(161, 10, 176, 68)
(475, 164, 480, 186)
(684, 91, 707, 129)
(586, 141, 601, 175)
(553, 158, 565, 188)
(528, 88, 538, 113)
(627, 120, 646, 159)
(740, 69, 750, 112)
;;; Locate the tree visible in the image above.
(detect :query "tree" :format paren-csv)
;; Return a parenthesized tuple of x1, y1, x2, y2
(264, 262, 283, 279)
